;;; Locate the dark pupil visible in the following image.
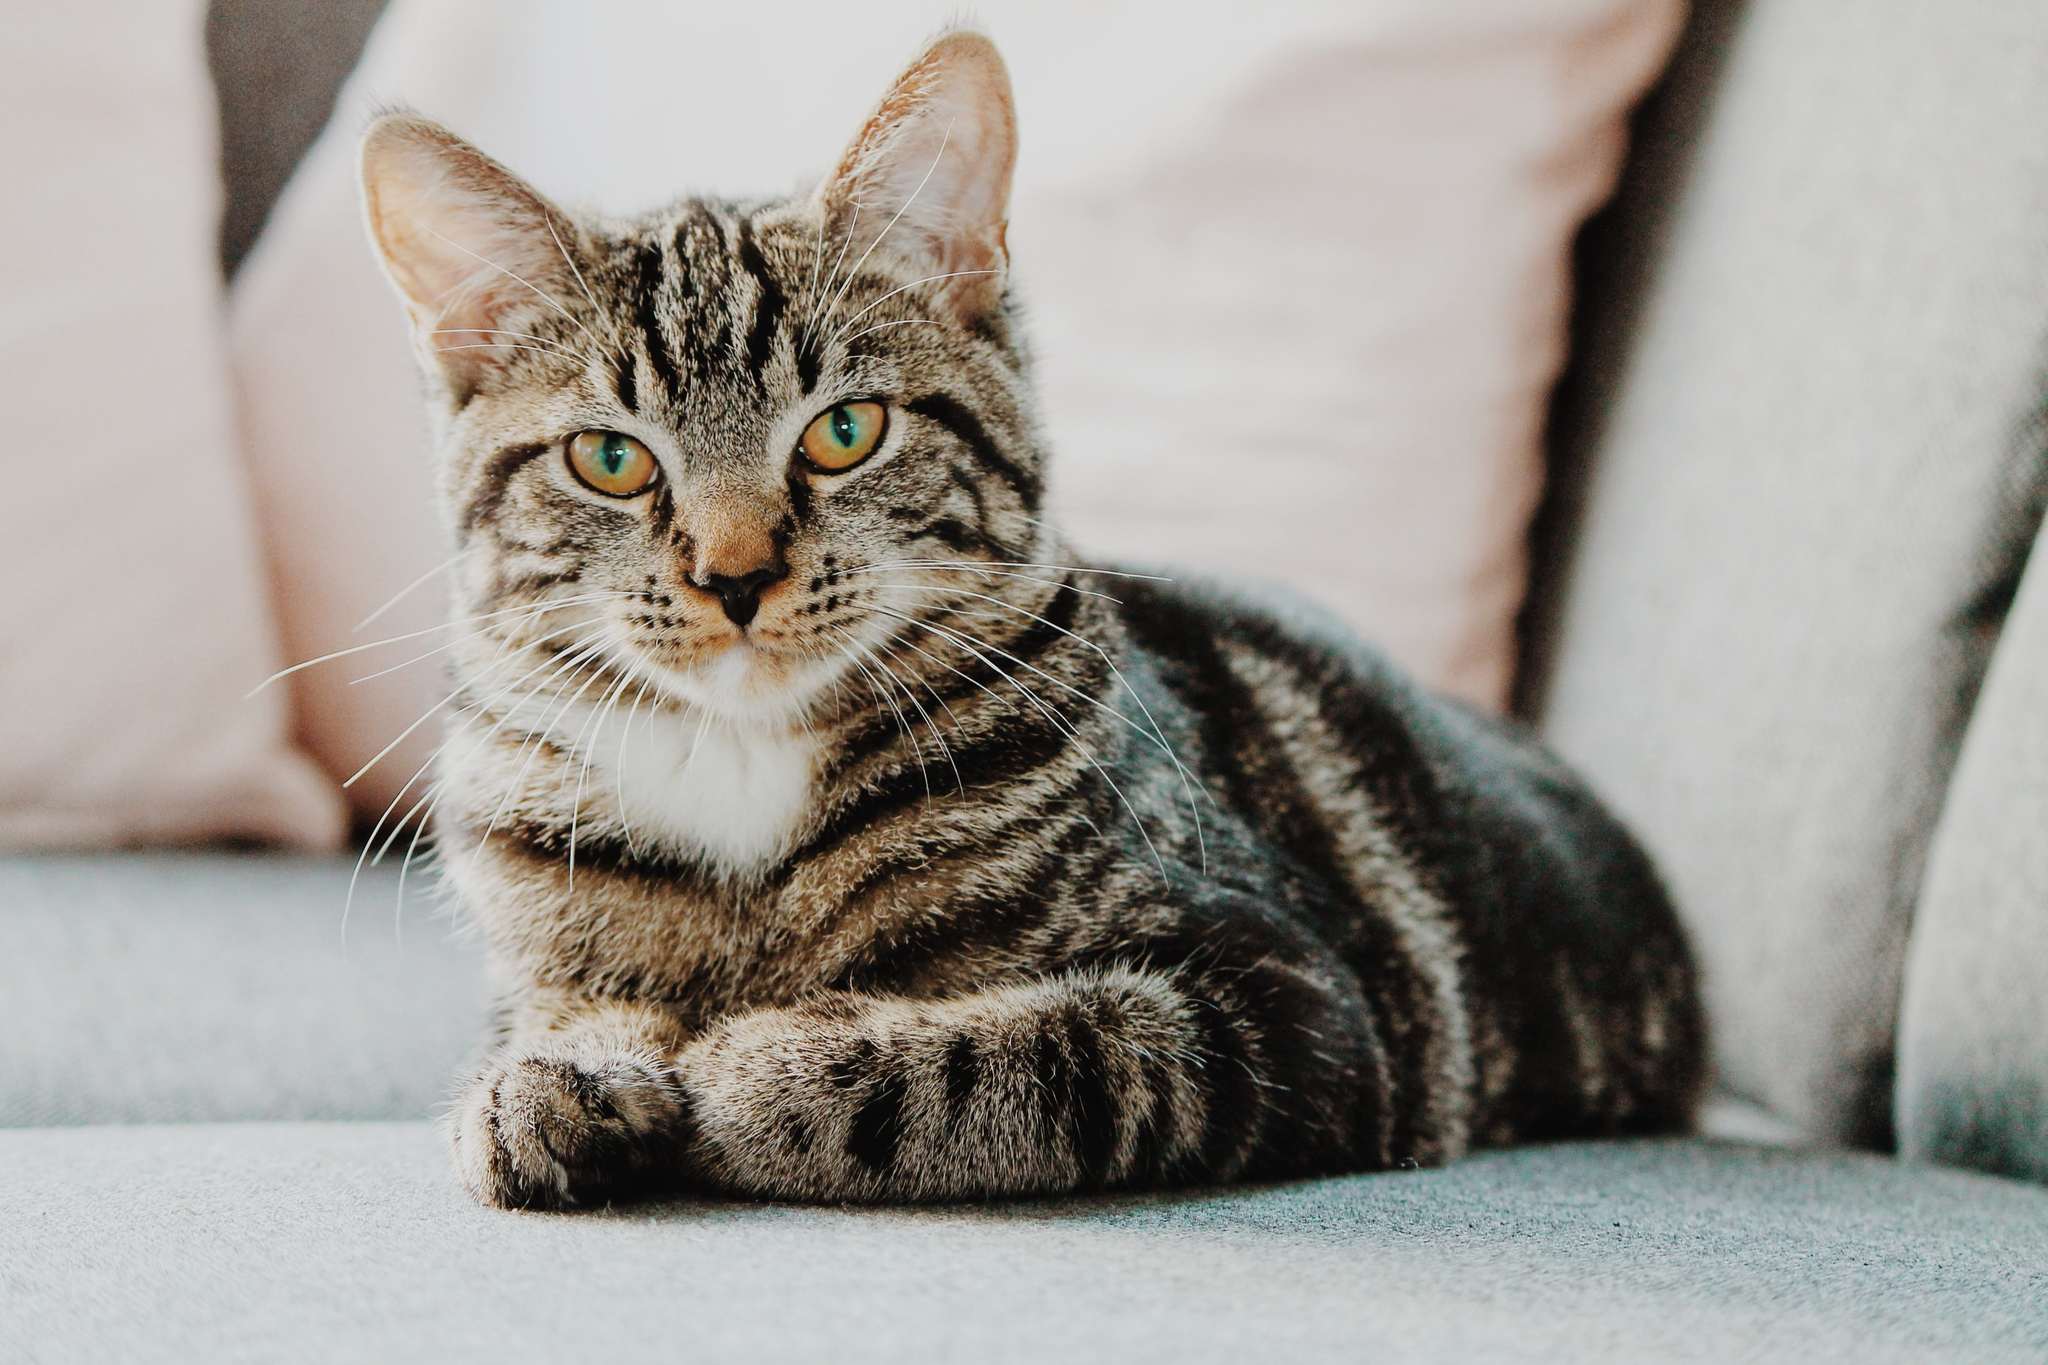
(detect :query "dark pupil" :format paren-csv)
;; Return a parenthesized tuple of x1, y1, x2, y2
(601, 435, 629, 475)
(830, 407, 857, 447)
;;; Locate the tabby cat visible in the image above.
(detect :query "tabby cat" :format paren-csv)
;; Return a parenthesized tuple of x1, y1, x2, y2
(355, 30, 1704, 1210)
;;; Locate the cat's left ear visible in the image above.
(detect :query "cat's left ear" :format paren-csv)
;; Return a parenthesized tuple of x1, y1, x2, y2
(817, 30, 1017, 320)
(358, 113, 586, 397)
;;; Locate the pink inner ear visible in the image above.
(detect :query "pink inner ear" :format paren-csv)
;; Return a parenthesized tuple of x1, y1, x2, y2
(362, 117, 582, 383)
(820, 32, 1017, 282)
(387, 212, 542, 338)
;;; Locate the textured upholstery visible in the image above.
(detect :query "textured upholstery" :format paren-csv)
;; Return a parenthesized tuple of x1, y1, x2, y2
(4, 1123, 2045, 1364)
(0, 853, 485, 1126)
(1896, 508, 2048, 1184)
(1526, 0, 2048, 1145)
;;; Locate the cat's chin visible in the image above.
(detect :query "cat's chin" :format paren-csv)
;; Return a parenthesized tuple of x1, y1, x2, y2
(635, 638, 845, 729)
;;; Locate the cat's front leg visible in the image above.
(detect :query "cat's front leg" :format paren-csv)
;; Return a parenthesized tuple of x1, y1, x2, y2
(676, 956, 1384, 1202)
(449, 996, 693, 1210)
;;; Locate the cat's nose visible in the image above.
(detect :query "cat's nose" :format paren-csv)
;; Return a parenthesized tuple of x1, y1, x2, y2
(695, 565, 787, 628)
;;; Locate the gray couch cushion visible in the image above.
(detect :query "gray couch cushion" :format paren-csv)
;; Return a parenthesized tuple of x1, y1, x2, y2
(1526, 0, 2048, 1144)
(1897, 510, 2048, 1184)
(2, 1124, 2043, 1363)
(0, 852, 484, 1124)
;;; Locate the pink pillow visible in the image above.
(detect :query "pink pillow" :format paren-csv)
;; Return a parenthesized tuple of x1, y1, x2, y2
(0, 5, 342, 849)
(230, 0, 1679, 821)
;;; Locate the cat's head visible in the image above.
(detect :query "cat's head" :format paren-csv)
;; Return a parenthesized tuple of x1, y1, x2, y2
(359, 31, 1043, 726)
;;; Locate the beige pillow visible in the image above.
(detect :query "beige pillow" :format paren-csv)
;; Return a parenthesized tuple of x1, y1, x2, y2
(0, 5, 343, 849)
(231, 0, 1679, 820)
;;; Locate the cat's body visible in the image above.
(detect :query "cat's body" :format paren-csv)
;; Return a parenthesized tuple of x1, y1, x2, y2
(358, 31, 1703, 1210)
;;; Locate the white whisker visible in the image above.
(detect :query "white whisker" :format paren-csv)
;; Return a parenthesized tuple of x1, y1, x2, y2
(342, 619, 616, 789)
(428, 328, 602, 369)
(614, 677, 655, 858)
(567, 667, 639, 888)
(478, 639, 620, 850)
(839, 319, 944, 348)
(341, 625, 606, 940)
(348, 628, 479, 686)
(420, 224, 601, 347)
(857, 567, 1121, 603)
(881, 582, 1209, 874)
(545, 211, 602, 313)
(821, 123, 955, 326)
(803, 200, 862, 353)
(870, 605, 1170, 883)
(249, 591, 632, 697)
(392, 779, 441, 947)
(354, 549, 471, 633)
(432, 342, 596, 367)
(798, 208, 829, 351)
(855, 559, 1174, 584)
(841, 638, 929, 802)
(831, 269, 998, 340)
(851, 628, 960, 795)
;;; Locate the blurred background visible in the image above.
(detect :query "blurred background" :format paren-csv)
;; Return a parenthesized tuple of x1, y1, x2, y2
(3, 0, 2045, 1213)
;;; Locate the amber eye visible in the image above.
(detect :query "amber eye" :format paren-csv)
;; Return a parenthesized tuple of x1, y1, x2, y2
(566, 431, 658, 496)
(798, 401, 887, 473)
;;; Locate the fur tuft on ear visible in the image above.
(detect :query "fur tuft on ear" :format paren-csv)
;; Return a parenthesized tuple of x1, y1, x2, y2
(358, 113, 587, 397)
(816, 30, 1018, 319)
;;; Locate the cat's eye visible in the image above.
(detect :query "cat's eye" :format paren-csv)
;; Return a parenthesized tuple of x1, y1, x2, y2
(798, 401, 888, 473)
(566, 430, 659, 497)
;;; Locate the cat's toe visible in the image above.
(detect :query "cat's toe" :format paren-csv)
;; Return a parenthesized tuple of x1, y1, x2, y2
(449, 1052, 685, 1210)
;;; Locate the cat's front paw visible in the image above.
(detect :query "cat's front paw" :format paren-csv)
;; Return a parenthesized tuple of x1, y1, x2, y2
(449, 1048, 689, 1210)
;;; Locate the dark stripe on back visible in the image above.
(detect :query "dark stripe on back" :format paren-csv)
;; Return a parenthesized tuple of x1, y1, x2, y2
(1118, 583, 1444, 1162)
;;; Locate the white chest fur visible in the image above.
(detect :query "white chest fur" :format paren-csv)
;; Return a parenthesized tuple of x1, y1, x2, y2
(570, 698, 819, 872)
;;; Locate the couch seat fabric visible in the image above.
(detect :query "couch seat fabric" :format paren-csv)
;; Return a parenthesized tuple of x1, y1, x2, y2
(3, 1125, 2043, 1364)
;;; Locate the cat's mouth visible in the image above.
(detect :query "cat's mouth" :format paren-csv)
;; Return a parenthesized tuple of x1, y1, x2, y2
(624, 631, 849, 726)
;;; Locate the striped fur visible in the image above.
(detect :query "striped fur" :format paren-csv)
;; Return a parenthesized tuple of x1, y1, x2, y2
(360, 31, 1704, 1211)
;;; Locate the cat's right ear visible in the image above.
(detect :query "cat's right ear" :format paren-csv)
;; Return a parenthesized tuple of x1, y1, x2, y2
(358, 114, 584, 397)
(815, 30, 1017, 322)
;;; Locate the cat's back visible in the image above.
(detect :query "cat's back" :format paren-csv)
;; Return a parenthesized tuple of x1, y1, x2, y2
(1113, 570, 1707, 1140)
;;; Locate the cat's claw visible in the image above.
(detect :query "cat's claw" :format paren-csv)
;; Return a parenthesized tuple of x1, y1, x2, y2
(449, 1050, 688, 1210)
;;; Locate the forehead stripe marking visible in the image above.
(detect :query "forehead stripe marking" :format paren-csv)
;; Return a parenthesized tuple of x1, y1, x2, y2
(613, 347, 639, 414)
(735, 216, 786, 392)
(633, 239, 680, 404)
